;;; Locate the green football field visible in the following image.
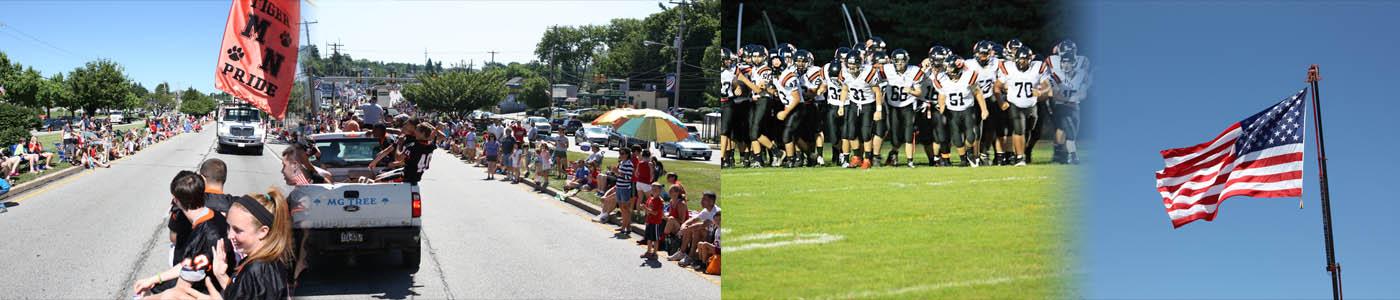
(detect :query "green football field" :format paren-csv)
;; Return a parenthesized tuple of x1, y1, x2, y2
(721, 142, 1079, 299)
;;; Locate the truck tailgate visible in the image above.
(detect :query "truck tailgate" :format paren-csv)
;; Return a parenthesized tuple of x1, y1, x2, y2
(288, 182, 418, 229)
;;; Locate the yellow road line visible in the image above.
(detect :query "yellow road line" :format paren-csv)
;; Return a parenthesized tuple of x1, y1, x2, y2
(9, 169, 91, 204)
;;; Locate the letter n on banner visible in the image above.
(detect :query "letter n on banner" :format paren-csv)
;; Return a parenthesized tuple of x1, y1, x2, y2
(214, 0, 300, 120)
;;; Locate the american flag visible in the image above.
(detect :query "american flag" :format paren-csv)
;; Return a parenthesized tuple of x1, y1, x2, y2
(1156, 89, 1308, 228)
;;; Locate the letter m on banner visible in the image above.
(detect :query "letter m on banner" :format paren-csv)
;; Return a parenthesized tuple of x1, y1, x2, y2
(214, 0, 300, 120)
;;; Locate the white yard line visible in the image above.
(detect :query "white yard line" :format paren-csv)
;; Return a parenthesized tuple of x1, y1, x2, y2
(810, 273, 1058, 300)
(726, 233, 845, 252)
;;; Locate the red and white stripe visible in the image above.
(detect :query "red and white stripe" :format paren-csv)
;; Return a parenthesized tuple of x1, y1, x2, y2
(1156, 123, 1305, 228)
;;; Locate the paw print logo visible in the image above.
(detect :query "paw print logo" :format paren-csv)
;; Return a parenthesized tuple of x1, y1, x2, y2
(226, 46, 245, 61)
(280, 32, 292, 47)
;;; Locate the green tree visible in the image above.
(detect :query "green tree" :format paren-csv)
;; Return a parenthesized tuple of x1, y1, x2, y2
(0, 102, 39, 146)
(67, 59, 135, 117)
(5, 67, 46, 109)
(520, 76, 551, 109)
(38, 74, 74, 117)
(178, 87, 217, 116)
(403, 70, 508, 115)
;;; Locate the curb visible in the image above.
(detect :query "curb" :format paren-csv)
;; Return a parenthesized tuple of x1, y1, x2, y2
(1, 127, 190, 202)
(516, 175, 648, 236)
(0, 165, 84, 201)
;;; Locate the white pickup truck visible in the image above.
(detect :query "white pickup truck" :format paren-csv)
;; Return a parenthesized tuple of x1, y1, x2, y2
(288, 132, 421, 268)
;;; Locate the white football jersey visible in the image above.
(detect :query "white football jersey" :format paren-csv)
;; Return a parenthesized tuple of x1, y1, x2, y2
(776, 67, 805, 105)
(1049, 65, 1090, 104)
(748, 65, 775, 98)
(881, 64, 925, 108)
(934, 69, 979, 112)
(803, 66, 824, 103)
(965, 58, 1000, 97)
(720, 66, 737, 98)
(822, 62, 844, 106)
(841, 64, 882, 105)
(999, 60, 1047, 108)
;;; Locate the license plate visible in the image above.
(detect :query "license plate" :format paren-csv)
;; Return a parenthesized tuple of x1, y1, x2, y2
(340, 231, 363, 243)
(237, 143, 245, 147)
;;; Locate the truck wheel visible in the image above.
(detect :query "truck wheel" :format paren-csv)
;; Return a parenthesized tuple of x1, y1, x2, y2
(401, 247, 421, 269)
(215, 144, 226, 154)
(252, 145, 264, 155)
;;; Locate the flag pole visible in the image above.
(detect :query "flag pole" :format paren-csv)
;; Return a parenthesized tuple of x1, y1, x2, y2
(1307, 64, 1342, 300)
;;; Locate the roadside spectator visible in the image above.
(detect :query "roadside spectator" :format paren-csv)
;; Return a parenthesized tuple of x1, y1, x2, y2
(26, 136, 55, 171)
(670, 191, 720, 265)
(662, 185, 687, 243)
(11, 143, 42, 174)
(641, 182, 665, 259)
(464, 129, 478, 164)
(500, 134, 517, 182)
(534, 145, 551, 191)
(0, 148, 21, 181)
(663, 172, 685, 202)
(585, 143, 604, 166)
(553, 129, 568, 179)
(612, 148, 636, 236)
(633, 146, 653, 203)
(558, 159, 591, 200)
(651, 156, 666, 183)
(695, 212, 721, 274)
(483, 134, 499, 180)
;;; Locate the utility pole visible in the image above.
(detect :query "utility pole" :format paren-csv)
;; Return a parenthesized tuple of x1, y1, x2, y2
(488, 51, 499, 67)
(300, 20, 317, 122)
(667, 0, 689, 109)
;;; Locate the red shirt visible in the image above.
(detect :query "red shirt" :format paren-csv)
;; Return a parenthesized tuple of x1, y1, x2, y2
(634, 158, 652, 184)
(646, 196, 664, 224)
(668, 199, 687, 220)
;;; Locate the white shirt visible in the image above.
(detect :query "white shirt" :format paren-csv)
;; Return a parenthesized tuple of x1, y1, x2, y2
(841, 64, 882, 105)
(881, 64, 925, 108)
(999, 60, 1047, 108)
(934, 69, 979, 112)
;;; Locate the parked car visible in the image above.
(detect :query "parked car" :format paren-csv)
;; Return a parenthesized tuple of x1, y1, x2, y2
(574, 126, 610, 147)
(607, 129, 648, 150)
(41, 118, 70, 131)
(559, 119, 583, 135)
(658, 135, 712, 161)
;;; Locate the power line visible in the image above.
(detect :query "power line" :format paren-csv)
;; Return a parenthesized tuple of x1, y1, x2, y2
(0, 22, 89, 60)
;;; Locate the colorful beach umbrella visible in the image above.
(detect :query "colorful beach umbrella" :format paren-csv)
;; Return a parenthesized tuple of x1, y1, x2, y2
(590, 108, 640, 126)
(612, 111, 689, 143)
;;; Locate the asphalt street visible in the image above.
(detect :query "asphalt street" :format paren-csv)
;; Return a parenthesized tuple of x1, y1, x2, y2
(0, 128, 719, 299)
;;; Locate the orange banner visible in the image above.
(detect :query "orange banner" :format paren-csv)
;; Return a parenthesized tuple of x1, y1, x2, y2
(214, 0, 300, 120)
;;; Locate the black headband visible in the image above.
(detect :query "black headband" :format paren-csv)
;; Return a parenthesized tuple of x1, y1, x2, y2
(233, 195, 275, 227)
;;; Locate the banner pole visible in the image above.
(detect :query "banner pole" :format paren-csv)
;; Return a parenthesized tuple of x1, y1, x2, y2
(1307, 64, 1342, 300)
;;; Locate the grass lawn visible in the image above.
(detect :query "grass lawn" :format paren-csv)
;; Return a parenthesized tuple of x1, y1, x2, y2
(33, 120, 148, 152)
(721, 142, 1078, 299)
(541, 151, 718, 213)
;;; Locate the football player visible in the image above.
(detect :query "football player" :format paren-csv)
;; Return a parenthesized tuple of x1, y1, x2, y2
(881, 49, 924, 168)
(967, 40, 1006, 166)
(1047, 39, 1090, 164)
(1049, 40, 1089, 164)
(774, 49, 810, 167)
(719, 48, 741, 168)
(917, 46, 954, 167)
(996, 47, 1053, 166)
(839, 50, 884, 169)
(934, 54, 988, 167)
(819, 47, 852, 167)
(731, 44, 769, 167)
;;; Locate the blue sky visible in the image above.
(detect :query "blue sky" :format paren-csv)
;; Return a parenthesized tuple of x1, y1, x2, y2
(1081, 1, 1400, 298)
(0, 1, 283, 92)
(0, 0, 655, 93)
